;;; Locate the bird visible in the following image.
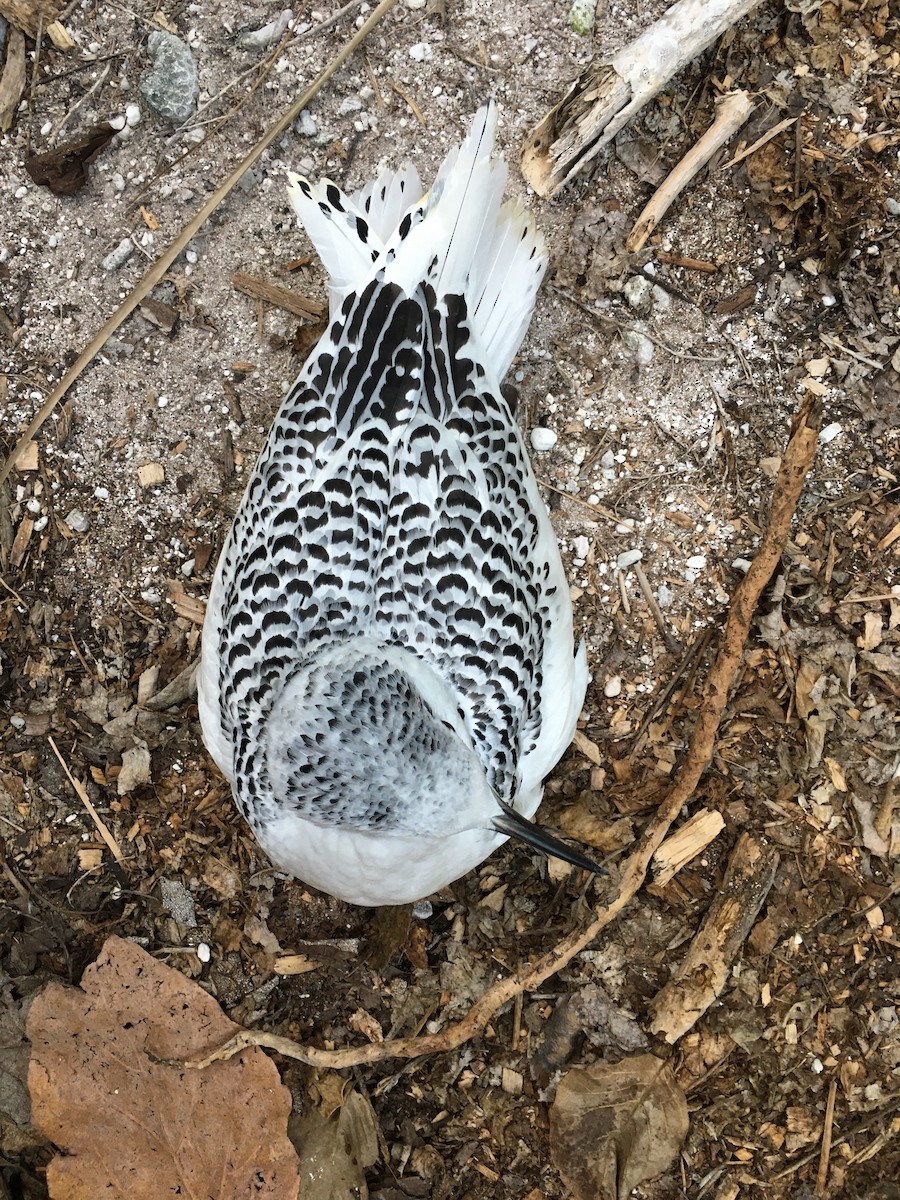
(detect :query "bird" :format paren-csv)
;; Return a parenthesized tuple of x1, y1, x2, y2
(197, 100, 598, 906)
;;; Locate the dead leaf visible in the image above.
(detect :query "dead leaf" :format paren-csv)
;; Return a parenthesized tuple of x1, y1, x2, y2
(289, 1087, 379, 1200)
(25, 123, 117, 195)
(550, 1054, 688, 1200)
(27, 935, 300, 1199)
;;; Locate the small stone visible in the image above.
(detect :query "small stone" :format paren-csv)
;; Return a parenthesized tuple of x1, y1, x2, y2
(819, 422, 842, 444)
(412, 900, 433, 920)
(197, 942, 211, 963)
(620, 327, 655, 365)
(604, 675, 622, 698)
(297, 108, 317, 137)
(686, 554, 707, 570)
(623, 275, 652, 311)
(125, 103, 141, 127)
(102, 238, 135, 271)
(732, 558, 753, 573)
(140, 31, 198, 124)
(94, 486, 110, 501)
(159, 877, 197, 927)
(239, 8, 293, 51)
(616, 548, 642, 570)
(339, 96, 362, 116)
(568, 0, 595, 35)
(64, 509, 90, 533)
(530, 427, 557, 452)
(409, 41, 433, 62)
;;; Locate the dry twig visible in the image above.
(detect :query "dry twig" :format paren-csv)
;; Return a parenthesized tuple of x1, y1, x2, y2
(187, 397, 821, 1072)
(626, 90, 755, 253)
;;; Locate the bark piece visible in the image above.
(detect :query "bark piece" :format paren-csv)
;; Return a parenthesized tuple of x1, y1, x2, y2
(25, 123, 117, 195)
(649, 833, 779, 1043)
(522, 0, 761, 196)
(0, 25, 26, 132)
(0, 0, 60, 39)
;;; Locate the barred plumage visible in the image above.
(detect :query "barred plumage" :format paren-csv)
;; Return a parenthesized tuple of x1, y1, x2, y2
(198, 101, 593, 905)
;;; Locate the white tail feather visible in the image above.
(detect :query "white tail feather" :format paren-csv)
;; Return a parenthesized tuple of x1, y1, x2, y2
(286, 100, 547, 380)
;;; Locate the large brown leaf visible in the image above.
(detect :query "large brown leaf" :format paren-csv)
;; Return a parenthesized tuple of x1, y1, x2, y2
(550, 1053, 688, 1200)
(26, 935, 300, 1200)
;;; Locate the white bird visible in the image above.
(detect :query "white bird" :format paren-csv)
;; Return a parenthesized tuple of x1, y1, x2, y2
(198, 101, 595, 906)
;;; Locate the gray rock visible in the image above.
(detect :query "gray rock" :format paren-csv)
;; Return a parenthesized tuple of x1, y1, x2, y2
(140, 31, 198, 124)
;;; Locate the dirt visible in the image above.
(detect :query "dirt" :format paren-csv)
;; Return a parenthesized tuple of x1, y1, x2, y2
(1, 0, 899, 1197)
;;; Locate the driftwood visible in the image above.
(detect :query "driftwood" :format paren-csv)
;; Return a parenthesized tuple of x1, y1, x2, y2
(186, 396, 821, 1074)
(522, 0, 760, 196)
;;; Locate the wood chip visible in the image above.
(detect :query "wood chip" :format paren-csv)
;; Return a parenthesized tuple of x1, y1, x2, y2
(652, 808, 725, 887)
(501, 1067, 524, 1096)
(14, 439, 39, 472)
(137, 462, 165, 488)
(168, 582, 206, 624)
(10, 516, 34, 568)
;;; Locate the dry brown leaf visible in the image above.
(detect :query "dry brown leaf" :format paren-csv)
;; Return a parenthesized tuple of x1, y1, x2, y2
(550, 1054, 688, 1200)
(27, 935, 300, 1200)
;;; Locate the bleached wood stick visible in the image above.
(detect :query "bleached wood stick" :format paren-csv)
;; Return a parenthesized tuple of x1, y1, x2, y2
(522, 0, 760, 197)
(626, 89, 755, 252)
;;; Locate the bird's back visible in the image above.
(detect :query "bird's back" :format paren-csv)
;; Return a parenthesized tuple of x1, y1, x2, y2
(198, 102, 586, 887)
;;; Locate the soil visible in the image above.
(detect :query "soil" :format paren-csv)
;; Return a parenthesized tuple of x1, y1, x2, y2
(1, 0, 898, 1197)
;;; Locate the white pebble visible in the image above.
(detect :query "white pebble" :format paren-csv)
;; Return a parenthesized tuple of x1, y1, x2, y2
(196, 942, 211, 963)
(409, 41, 433, 61)
(604, 675, 622, 698)
(616, 549, 642, 570)
(530, 427, 557, 452)
(125, 103, 142, 127)
(732, 557, 752, 573)
(40, 120, 52, 136)
(94, 486, 110, 501)
(15, 186, 28, 200)
(819, 422, 842, 444)
(108, 114, 127, 131)
(181, 558, 195, 576)
(686, 555, 707, 570)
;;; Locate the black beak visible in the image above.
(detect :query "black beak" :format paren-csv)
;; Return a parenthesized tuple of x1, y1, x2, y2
(493, 800, 606, 875)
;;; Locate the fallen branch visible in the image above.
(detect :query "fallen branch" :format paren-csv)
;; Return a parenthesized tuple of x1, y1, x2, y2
(626, 90, 754, 253)
(521, 0, 760, 197)
(187, 396, 821, 1073)
(0, 0, 400, 487)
